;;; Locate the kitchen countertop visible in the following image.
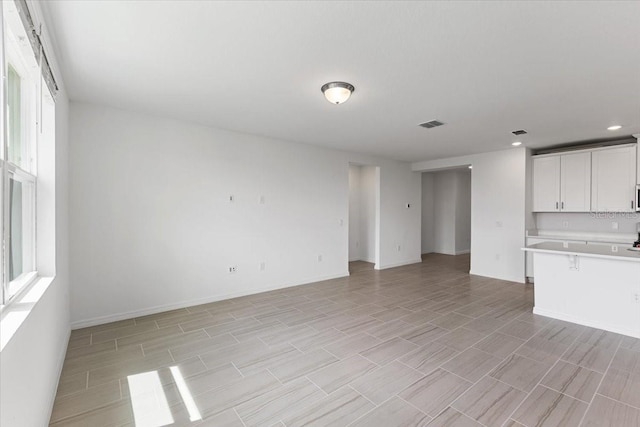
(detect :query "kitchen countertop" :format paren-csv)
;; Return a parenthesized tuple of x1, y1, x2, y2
(526, 230, 636, 244)
(522, 241, 640, 263)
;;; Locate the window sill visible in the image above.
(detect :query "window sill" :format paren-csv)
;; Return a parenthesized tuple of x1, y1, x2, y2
(0, 275, 54, 352)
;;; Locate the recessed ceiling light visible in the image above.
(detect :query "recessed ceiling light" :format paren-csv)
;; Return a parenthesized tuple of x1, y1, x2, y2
(607, 125, 622, 131)
(512, 141, 522, 146)
(321, 81, 355, 105)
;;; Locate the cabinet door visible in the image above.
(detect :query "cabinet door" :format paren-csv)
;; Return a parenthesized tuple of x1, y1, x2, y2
(560, 152, 591, 212)
(636, 143, 639, 185)
(533, 156, 560, 212)
(592, 146, 636, 212)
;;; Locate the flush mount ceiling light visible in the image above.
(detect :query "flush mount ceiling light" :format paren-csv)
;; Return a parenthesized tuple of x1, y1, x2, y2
(607, 125, 622, 131)
(512, 141, 522, 146)
(321, 81, 355, 105)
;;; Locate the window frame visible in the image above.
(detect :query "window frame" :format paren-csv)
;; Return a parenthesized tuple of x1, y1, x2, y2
(1, 1, 40, 307)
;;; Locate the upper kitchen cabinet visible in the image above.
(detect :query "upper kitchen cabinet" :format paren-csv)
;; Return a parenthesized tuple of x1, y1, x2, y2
(533, 155, 561, 212)
(533, 152, 591, 212)
(637, 139, 640, 184)
(591, 145, 637, 212)
(560, 152, 592, 212)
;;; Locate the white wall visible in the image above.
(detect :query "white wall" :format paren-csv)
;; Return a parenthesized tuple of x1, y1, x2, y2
(348, 165, 377, 263)
(348, 165, 361, 261)
(69, 103, 421, 326)
(433, 171, 457, 255)
(0, 53, 70, 427)
(455, 169, 472, 254)
(359, 166, 377, 263)
(421, 169, 471, 255)
(535, 212, 640, 235)
(413, 148, 528, 283)
(421, 173, 435, 254)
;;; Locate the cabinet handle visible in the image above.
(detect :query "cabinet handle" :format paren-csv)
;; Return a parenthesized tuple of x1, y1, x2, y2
(561, 201, 564, 210)
(556, 202, 559, 210)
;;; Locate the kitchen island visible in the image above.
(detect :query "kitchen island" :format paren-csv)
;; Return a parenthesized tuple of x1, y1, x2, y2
(523, 242, 640, 338)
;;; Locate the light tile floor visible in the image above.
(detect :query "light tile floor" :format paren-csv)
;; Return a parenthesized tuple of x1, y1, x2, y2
(50, 254, 640, 426)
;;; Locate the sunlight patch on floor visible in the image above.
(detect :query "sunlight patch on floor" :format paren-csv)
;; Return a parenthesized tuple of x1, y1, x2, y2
(127, 371, 174, 427)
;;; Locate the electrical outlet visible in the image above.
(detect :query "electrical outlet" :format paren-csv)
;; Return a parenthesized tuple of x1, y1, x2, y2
(495, 254, 500, 261)
(259, 195, 265, 204)
(259, 262, 265, 271)
(612, 222, 619, 230)
(562, 221, 569, 228)
(339, 219, 344, 226)
(397, 245, 401, 252)
(317, 255, 323, 262)
(228, 266, 237, 273)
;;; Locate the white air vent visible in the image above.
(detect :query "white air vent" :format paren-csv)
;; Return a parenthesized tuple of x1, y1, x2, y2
(419, 120, 445, 129)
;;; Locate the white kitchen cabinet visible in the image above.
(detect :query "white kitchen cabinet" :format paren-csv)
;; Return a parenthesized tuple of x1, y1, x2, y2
(533, 152, 591, 212)
(560, 152, 591, 212)
(592, 145, 637, 212)
(533, 156, 561, 212)
(637, 141, 640, 184)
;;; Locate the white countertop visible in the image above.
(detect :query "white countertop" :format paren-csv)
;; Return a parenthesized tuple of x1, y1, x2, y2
(526, 229, 636, 244)
(522, 241, 640, 263)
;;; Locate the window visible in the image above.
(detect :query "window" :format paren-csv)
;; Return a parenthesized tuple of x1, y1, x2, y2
(1, 0, 56, 305)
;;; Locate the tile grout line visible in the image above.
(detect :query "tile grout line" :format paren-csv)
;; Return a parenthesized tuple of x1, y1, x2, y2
(593, 392, 640, 412)
(499, 325, 584, 426)
(576, 337, 623, 426)
(303, 375, 329, 397)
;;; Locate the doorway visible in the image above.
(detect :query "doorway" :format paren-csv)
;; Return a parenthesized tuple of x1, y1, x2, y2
(348, 164, 379, 273)
(421, 167, 471, 269)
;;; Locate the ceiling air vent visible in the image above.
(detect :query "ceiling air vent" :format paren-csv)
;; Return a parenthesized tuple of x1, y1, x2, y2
(419, 120, 445, 129)
(512, 129, 527, 136)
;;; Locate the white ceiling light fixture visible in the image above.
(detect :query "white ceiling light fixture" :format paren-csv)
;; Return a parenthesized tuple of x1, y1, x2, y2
(321, 81, 355, 105)
(607, 125, 622, 131)
(512, 141, 522, 146)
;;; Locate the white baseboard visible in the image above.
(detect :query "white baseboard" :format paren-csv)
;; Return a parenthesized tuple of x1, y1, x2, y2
(469, 268, 526, 284)
(455, 249, 471, 255)
(375, 258, 422, 270)
(71, 271, 349, 329)
(533, 307, 640, 339)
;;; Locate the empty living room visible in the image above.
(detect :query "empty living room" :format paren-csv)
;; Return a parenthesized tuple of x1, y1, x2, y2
(1, 1, 640, 426)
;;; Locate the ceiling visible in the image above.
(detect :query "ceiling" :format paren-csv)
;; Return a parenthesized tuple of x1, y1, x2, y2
(42, 1, 640, 162)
